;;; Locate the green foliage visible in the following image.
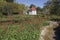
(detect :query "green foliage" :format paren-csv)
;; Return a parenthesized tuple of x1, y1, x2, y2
(0, 1, 26, 16)
(0, 12, 3, 17)
(6, 0, 14, 2)
(36, 7, 42, 14)
(17, 4, 26, 12)
(41, 21, 49, 26)
(0, 16, 44, 40)
(44, 0, 60, 15)
(0, 1, 6, 15)
(0, 15, 50, 40)
(2, 3, 13, 15)
(0, 24, 40, 40)
(0, 0, 5, 1)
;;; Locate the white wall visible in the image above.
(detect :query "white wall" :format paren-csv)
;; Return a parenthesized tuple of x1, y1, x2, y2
(29, 10, 37, 15)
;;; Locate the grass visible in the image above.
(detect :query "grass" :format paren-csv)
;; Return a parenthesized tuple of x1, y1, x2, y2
(0, 15, 49, 40)
(40, 21, 50, 26)
(0, 24, 40, 40)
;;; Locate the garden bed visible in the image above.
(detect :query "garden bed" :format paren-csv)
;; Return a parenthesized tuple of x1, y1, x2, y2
(0, 15, 49, 40)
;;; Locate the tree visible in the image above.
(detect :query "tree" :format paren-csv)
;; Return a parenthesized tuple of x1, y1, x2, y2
(0, 0, 4, 1)
(0, 1, 7, 15)
(2, 3, 13, 15)
(30, 4, 36, 8)
(44, 0, 60, 15)
(6, 0, 14, 2)
(0, 0, 26, 16)
(36, 7, 42, 14)
(1, 2, 26, 15)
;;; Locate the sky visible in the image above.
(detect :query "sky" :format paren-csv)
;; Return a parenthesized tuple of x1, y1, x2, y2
(15, 0, 48, 8)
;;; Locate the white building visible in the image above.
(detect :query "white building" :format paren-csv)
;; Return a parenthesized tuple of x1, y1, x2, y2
(29, 5, 37, 15)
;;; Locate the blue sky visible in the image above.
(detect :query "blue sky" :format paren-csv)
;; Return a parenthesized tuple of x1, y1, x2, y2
(15, 0, 48, 8)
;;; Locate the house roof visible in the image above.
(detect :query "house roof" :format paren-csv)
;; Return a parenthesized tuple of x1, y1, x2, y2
(30, 7, 36, 11)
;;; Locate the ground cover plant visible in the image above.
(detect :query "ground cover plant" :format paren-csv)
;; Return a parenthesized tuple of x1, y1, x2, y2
(0, 15, 49, 40)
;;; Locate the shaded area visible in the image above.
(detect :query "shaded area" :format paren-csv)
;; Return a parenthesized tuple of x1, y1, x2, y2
(53, 22, 60, 40)
(51, 18, 60, 40)
(51, 19, 60, 22)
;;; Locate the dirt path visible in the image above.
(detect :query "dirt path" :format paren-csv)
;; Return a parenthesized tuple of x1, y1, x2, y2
(39, 21, 58, 40)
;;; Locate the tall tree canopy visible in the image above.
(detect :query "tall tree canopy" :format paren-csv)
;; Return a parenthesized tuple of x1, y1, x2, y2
(36, 7, 42, 14)
(30, 4, 36, 8)
(6, 0, 14, 2)
(44, 0, 60, 15)
(0, 0, 26, 16)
